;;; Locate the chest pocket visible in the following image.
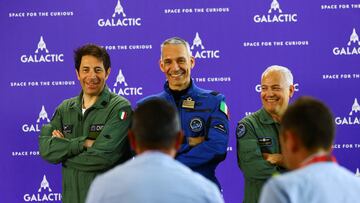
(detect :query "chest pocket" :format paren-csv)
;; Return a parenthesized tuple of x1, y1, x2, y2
(88, 124, 104, 140)
(257, 137, 273, 153)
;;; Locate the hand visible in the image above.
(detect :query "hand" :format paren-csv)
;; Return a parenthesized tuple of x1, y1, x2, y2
(52, 130, 64, 139)
(262, 153, 284, 166)
(84, 139, 95, 148)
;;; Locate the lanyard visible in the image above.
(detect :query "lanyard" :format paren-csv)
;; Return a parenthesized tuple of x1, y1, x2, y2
(300, 152, 337, 168)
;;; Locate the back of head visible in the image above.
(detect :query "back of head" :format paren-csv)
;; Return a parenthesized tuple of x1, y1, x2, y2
(281, 96, 335, 151)
(73, 44, 111, 71)
(132, 99, 180, 150)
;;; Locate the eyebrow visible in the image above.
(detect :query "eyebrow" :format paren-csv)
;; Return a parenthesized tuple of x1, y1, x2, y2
(261, 84, 281, 88)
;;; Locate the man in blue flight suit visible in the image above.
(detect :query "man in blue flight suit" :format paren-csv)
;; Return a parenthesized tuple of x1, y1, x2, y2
(138, 37, 229, 189)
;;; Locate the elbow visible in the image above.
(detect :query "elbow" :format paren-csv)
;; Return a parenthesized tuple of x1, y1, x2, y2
(39, 147, 63, 165)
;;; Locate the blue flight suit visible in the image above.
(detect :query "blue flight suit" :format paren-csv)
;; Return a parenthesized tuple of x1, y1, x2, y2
(138, 80, 229, 188)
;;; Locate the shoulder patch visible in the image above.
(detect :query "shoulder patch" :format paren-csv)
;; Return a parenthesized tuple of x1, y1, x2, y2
(236, 123, 246, 139)
(210, 91, 219, 96)
(220, 101, 229, 118)
(119, 110, 128, 120)
(214, 124, 227, 134)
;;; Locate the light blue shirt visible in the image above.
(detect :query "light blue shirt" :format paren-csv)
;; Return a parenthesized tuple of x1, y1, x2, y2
(259, 162, 360, 203)
(86, 151, 224, 203)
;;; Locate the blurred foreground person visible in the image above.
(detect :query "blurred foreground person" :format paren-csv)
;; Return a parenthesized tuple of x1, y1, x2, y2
(259, 96, 360, 203)
(86, 99, 224, 203)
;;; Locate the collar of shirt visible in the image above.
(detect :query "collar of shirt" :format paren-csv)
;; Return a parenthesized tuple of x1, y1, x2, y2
(259, 108, 279, 125)
(300, 151, 337, 168)
(71, 85, 111, 110)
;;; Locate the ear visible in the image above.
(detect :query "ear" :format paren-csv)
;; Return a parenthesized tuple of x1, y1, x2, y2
(289, 84, 295, 98)
(128, 130, 137, 152)
(286, 130, 300, 153)
(190, 56, 195, 70)
(105, 67, 111, 80)
(174, 131, 184, 151)
(159, 59, 165, 73)
(76, 69, 80, 80)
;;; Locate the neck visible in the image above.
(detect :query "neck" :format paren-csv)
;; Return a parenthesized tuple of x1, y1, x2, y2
(169, 80, 191, 91)
(301, 150, 329, 164)
(82, 94, 99, 109)
(269, 112, 282, 122)
(136, 148, 177, 158)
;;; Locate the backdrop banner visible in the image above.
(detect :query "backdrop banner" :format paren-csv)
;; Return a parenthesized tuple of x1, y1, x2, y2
(1, 0, 359, 202)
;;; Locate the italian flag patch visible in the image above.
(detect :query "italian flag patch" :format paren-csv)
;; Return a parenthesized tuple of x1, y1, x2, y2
(119, 111, 127, 120)
(220, 101, 229, 118)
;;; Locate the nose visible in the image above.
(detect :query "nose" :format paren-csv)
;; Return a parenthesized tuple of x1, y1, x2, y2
(262, 88, 275, 96)
(171, 62, 180, 71)
(89, 69, 97, 78)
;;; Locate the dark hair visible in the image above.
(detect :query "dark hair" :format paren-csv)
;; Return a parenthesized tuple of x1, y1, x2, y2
(132, 99, 180, 149)
(281, 96, 335, 151)
(73, 44, 111, 71)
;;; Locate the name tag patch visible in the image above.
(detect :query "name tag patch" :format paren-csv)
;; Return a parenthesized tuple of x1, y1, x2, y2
(90, 124, 104, 132)
(258, 137, 272, 146)
(88, 124, 104, 140)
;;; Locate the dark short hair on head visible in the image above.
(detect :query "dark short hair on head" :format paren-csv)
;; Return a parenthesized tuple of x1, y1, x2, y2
(132, 99, 181, 149)
(281, 96, 335, 151)
(73, 44, 111, 71)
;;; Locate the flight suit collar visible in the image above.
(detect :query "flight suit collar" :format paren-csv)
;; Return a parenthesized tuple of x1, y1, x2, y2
(259, 108, 278, 125)
(71, 85, 111, 110)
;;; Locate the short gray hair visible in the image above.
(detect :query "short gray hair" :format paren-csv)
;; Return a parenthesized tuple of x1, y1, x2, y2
(160, 37, 192, 59)
(261, 65, 294, 87)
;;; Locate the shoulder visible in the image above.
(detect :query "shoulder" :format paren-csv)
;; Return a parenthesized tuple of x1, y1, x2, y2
(192, 174, 224, 202)
(236, 109, 262, 138)
(260, 176, 289, 203)
(241, 109, 263, 123)
(174, 161, 223, 200)
(193, 87, 227, 114)
(56, 96, 78, 110)
(195, 86, 226, 101)
(109, 92, 131, 108)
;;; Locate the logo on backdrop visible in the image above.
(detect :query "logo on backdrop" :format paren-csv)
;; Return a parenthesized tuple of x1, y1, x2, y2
(356, 168, 360, 177)
(335, 98, 360, 125)
(23, 175, 61, 202)
(98, 0, 142, 27)
(38, 175, 52, 192)
(111, 68, 143, 96)
(20, 36, 64, 63)
(255, 83, 300, 92)
(22, 105, 51, 133)
(253, 0, 298, 23)
(333, 28, 360, 55)
(190, 32, 220, 59)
